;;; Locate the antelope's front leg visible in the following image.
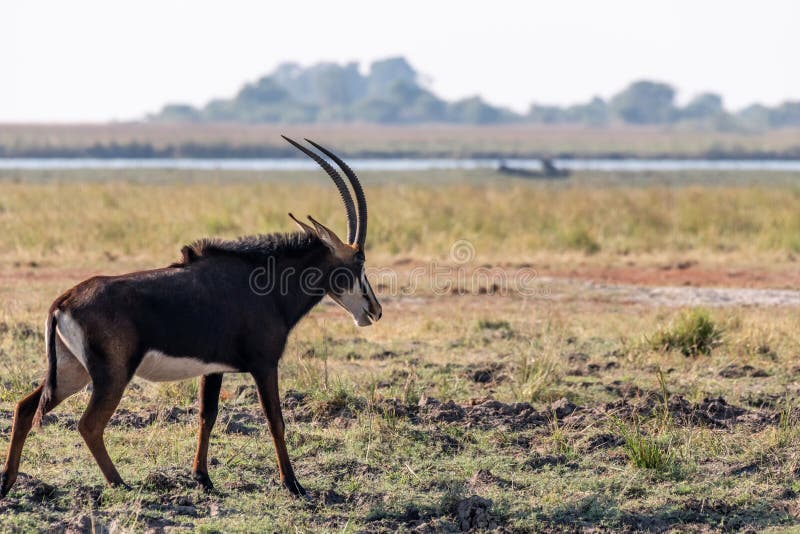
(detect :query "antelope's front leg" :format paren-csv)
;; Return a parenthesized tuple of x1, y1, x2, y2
(192, 373, 223, 490)
(252, 367, 305, 496)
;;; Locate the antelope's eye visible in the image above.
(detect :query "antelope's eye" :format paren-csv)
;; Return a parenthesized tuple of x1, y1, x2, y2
(354, 251, 365, 263)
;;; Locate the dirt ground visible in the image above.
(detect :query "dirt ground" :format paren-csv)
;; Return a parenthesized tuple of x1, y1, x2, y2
(544, 263, 800, 290)
(3, 258, 800, 532)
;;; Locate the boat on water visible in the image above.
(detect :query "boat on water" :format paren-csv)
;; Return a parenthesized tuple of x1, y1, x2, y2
(497, 158, 570, 179)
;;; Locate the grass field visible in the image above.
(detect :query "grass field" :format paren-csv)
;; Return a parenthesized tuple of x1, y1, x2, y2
(2, 123, 800, 158)
(3, 169, 800, 268)
(2, 169, 800, 532)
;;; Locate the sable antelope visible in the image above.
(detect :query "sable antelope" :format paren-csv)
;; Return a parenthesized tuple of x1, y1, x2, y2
(0, 137, 381, 498)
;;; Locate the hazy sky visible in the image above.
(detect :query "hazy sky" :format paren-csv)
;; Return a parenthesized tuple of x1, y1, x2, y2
(1, 0, 798, 122)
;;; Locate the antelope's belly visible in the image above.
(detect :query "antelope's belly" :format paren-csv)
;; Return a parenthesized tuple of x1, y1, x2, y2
(135, 350, 238, 382)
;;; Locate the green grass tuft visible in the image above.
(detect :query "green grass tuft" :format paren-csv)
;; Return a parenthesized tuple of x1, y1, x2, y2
(648, 308, 722, 356)
(612, 417, 675, 471)
(476, 319, 512, 331)
(562, 226, 601, 255)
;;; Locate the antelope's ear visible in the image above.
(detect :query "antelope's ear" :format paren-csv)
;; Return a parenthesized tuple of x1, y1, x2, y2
(307, 215, 354, 258)
(289, 213, 315, 235)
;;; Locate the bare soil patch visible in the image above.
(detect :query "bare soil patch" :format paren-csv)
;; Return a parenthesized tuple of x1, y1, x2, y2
(544, 263, 800, 289)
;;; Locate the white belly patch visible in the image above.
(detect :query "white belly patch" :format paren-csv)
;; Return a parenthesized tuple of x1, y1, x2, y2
(135, 350, 238, 382)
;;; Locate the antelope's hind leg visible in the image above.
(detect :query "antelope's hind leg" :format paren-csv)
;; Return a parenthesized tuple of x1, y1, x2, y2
(77, 354, 130, 488)
(1, 345, 90, 498)
(192, 373, 223, 491)
(0, 386, 43, 498)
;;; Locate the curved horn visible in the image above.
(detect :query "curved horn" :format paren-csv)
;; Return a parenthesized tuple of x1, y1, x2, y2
(281, 135, 357, 244)
(304, 139, 368, 249)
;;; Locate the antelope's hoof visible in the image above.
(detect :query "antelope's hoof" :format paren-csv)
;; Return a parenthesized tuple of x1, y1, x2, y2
(0, 471, 14, 498)
(284, 478, 307, 497)
(110, 480, 132, 491)
(193, 471, 214, 492)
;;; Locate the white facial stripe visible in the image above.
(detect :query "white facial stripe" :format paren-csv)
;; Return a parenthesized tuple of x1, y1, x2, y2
(333, 278, 365, 313)
(330, 267, 377, 326)
(135, 350, 238, 382)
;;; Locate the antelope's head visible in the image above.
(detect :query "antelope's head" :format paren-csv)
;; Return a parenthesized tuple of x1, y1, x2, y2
(283, 137, 382, 327)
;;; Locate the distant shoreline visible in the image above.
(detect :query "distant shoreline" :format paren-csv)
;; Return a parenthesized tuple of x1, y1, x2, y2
(2, 123, 799, 160)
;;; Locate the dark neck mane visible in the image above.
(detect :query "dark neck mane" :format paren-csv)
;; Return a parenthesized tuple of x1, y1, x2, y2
(175, 232, 322, 266)
(174, 231, 331, 329)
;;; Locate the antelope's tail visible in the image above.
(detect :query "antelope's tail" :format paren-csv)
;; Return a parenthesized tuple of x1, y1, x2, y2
(33, 310, 58, 427)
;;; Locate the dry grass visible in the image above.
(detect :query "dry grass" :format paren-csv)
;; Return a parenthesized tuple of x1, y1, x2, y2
(2, 169, 800, 270)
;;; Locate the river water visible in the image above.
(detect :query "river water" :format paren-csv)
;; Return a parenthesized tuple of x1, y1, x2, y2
(1, 158, 800, 172)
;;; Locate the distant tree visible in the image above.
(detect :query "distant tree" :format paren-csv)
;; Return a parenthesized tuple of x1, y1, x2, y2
(353, 98, 400, 123)
(737, 104, 771, 129)
(528, 104, 566, 123)
(370, 81, 447, 122)
(149, 56, 523, 124)
(382, 81, 420, 106)
(270, 62, 311, 100)
(203, 98, 239, 121)
(269, 61, 366, 107)
(767, 101, 800, 127)
(565, 97, 609, 125)
(305, 62, 366, 107)
(680, 93, 724, 120)
(278, 103, 321, 124)
(151, 56, 800, 130)
(236, 76, 290, 104)
(610, 80, 677, 124)
(736, 102, 800, 129)
(153, 104, 202, 122)
(528, 97, 608, 126)
(404, 92, 448, 122)
(447, 97, 503, 124)
(314, 105, 351, 123)
(367, 57, 417, 95)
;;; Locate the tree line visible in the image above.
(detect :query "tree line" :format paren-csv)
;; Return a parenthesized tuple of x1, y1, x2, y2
(151, 57, 799, 129)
